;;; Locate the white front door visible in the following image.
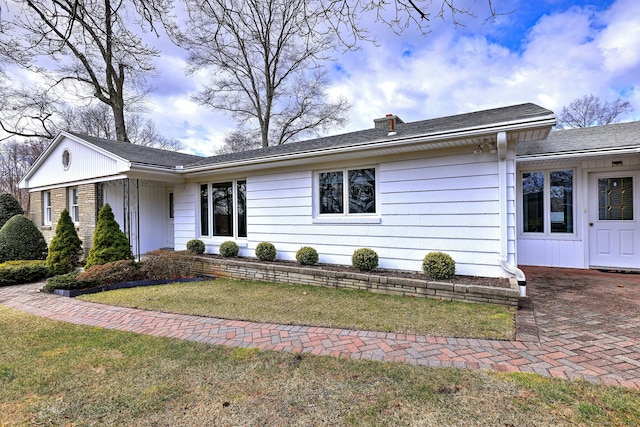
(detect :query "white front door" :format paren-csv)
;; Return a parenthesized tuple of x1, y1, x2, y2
(588, 172, 639, 269)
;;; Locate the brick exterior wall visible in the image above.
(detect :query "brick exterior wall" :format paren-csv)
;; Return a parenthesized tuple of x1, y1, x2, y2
(28, 183, 100, 259)
(189, 256, 520, 307)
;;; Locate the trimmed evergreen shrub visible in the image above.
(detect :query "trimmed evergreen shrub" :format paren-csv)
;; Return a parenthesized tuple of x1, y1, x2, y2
(78, 260, 145, 287)
(255, 242, 276, 261)
(0, 215, 48, 263)
(85, 204, 133, 269)
(296, 246, 319, 265)
(0, 193, 24, 229)
(351, 248, 378, 271)
(219, 241, 239, 257)
(422, 251, 456, 280)
(0, 260, 48, 287)
(140, 250, 191, 280)
(42, 271, 91, 293)
(187, 239, 206, 254)
(46, 209, 83, 276)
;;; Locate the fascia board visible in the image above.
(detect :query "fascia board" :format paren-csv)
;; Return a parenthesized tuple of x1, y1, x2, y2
(517, 146, 640, 163)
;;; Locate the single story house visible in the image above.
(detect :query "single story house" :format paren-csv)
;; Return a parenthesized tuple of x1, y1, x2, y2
(18, 103, 640, 290)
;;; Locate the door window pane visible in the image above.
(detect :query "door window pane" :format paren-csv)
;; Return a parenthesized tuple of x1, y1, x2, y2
(237, 180, 247, 238)
(599, 177, 633, 220)
(550, 170, 573, 233)
(522, 172, 544, 232)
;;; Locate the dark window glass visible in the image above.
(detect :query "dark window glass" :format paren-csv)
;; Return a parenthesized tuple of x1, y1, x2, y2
(522, 172, 544, 232)
(200, 184, 209, 236)
(348, 168, 376, 213)
(550, 170, 573, 233)
(319, 171, 344, 214)
(168, 192, 174, 219)
(213, 182, 233, 236)
(237, 180, 247, 238)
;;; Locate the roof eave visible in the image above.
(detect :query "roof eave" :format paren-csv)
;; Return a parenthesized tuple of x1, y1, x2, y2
(181, 115, 556, 177)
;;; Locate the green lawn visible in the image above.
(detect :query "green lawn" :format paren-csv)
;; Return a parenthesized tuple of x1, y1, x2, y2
(2, 305, 639, 426)
(79, 278, 514, 339)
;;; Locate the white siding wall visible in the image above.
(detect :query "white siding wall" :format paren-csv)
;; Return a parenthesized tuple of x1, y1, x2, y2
(177, 149, 512, 277)
(28, 137, 126, 188)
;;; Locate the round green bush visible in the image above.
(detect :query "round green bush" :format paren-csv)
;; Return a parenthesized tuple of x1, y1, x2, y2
(187, 239, 206, 254)
(85, 204, 133, 269)
(0, 193, 24, 229)
(351, 248, 378, 271)
(422, 251, 456, 280)
(296, 246, 319, 265)
(0, 215, 48, 263)
(255, 242, 276, 261)
(219, 241, 239, 257)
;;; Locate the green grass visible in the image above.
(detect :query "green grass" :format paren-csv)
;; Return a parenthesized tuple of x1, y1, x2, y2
(2, 305, 639, 426)
(79, 278, 515, 339)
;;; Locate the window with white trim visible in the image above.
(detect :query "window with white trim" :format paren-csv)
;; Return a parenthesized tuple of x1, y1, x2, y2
(43, 191, 52, 225)
(200, 180, 247, 238)
(522, 169, 574, 234)
(318, 167, 377, 215)
(69, 187, 79, 223)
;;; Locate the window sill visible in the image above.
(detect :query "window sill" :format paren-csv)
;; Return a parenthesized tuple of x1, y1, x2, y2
(518, 233, 580, 241)
(312, 217, 381, 225)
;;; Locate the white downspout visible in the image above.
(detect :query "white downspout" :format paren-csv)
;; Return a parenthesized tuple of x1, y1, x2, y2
(497, 131, 527, 297)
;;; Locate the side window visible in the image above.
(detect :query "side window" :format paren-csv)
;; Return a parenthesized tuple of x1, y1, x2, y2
(522, 170, 574, 235)
(43, 191, 52, 225)
(319, 168, 377, 215)
(69, 187, 79, 223)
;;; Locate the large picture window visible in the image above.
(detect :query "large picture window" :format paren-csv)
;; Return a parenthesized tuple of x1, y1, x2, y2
(200, 180, 247, 238)
(319, 168, 376, 215)
(522, 170, 574, 234)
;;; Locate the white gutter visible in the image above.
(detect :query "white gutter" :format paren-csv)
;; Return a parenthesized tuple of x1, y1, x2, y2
(497, 131, 527, 297)
(517, 146, 640, 162)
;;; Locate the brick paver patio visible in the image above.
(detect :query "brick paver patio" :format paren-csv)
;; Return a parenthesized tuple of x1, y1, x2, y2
(1, 266, 638, 389)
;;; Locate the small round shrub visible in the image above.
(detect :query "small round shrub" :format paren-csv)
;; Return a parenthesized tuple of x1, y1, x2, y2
(296, 246, 319, 265)
(0, 215, 48, 263)
(187, 239, 206, 254)
(422, 251, 456, 280)
(140, 250, 192, 280)
(219, 241, 239, 257)
(255, 242, 276, 261)
(352, 248, 378, 271)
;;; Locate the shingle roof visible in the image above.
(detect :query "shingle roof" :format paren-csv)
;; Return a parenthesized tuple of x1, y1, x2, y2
(517, 121, 640, 156)
(186, 103, 555, 168)
(68, 131, 203, 168)
(68, 103, 554, 170)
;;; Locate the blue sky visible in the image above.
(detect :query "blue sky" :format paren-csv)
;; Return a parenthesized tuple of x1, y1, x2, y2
(6, 0, 639, 155)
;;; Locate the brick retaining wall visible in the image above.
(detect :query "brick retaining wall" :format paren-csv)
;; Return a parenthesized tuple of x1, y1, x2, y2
(189, 256, 520, 307)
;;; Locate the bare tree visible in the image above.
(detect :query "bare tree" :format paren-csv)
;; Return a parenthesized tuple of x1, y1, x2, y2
(0, 138, 48, 208)
(61, 104, 184, 150)
(216, 130, 262, 155)
(177, 0, 351, 148)
(557, 94, 633, 128)
(0, 0, 171, 142)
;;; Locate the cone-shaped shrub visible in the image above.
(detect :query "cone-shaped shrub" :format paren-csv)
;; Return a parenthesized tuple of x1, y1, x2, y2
(0, 215, 48, 263)
(46, 209, 83, 275)
(85, 204, 133, 269)
(0, 193, 24, 229)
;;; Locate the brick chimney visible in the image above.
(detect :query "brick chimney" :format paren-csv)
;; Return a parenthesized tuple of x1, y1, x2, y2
(373, 114, 404, 134)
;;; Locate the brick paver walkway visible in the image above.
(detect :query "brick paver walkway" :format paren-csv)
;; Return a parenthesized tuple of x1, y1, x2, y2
(1, 267, 639, 389)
